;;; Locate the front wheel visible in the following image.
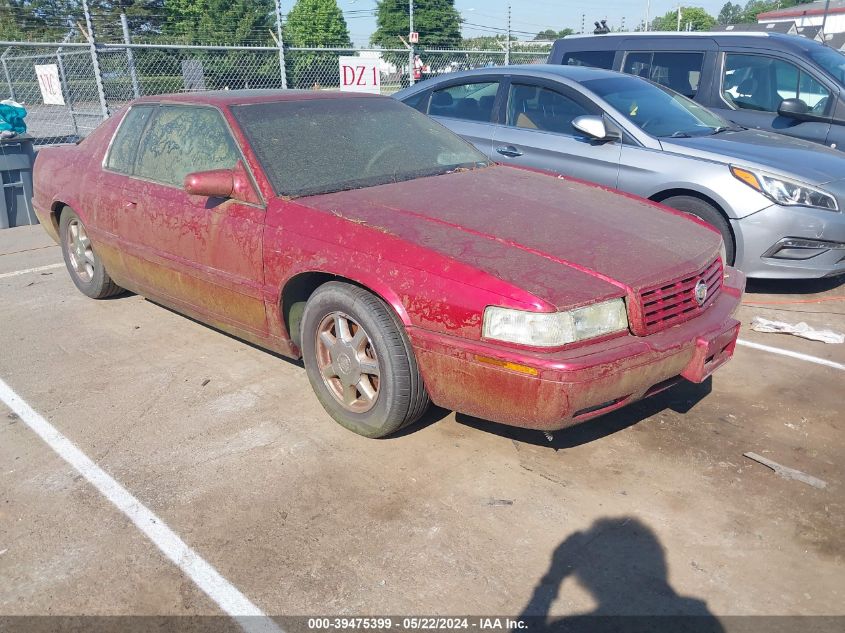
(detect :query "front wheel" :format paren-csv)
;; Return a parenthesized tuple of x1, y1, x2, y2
(59, 208, 123, 299)
(660, 195, 735, 266)
(300, 282, 430, 438)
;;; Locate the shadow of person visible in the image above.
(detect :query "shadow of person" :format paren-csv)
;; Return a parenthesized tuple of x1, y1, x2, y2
(518, 517, 725, 633)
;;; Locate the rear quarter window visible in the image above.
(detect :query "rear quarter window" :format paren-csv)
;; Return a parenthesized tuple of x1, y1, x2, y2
(105, 105, 154, 174)
(561, 50, 616, 69)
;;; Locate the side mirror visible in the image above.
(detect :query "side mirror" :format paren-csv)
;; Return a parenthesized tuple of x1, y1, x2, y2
(777, 98, 811, 120)
(184, 168, 234, 198)
(573, 115, 619, 142)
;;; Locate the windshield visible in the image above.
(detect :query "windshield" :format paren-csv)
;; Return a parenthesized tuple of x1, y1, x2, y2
(581, 75, 733, 138)
(809, 45, 845, 84)
(231, 97, 488, 197)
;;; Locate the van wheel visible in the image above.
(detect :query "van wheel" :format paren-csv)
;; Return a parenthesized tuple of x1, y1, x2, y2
(660, 196, 735, 265)
(300, 282, 430, 438)
(59, 208, 123, 299)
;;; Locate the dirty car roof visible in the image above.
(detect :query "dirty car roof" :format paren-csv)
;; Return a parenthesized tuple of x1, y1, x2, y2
(135, 89, 383, 107)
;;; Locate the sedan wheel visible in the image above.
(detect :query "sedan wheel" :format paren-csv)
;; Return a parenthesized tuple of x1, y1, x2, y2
(59, 208, 123, 299)
(315, 311, 381, 414)
(301, 281, 430, 438)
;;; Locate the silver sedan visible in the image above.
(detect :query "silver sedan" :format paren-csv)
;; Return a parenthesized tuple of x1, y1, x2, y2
(394, 64, 845, 279)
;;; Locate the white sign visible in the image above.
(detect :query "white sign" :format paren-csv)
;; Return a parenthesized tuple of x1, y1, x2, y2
(339, 56, 381, 95)
(34, 64, 65, 105)
(409, 31, 419, 43)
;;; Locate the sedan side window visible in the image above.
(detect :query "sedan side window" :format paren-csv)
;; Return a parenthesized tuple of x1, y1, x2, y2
(506, 84, 590, 136)
(105, 105, 154, 174)
(623, 51, 704, 98)
(428, 82, 499, 122)
(133, 106, 240, 188)
(722, 54, 831, 113)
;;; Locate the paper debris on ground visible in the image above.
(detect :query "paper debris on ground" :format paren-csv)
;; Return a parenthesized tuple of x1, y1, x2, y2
(751, 317, 844, 344)
(743, 452, 827, 489)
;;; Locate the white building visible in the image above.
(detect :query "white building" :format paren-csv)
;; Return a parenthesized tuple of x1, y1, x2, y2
(757, 0, 845, 35)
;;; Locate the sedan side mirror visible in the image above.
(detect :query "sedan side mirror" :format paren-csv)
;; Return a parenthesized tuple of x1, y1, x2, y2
(184, 168, 234, 198)
(573, 115, 619, 142)
(777, 98, 812, 121)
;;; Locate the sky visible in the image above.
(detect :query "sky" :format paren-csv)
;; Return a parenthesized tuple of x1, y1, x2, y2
(330, 0, 734, 46)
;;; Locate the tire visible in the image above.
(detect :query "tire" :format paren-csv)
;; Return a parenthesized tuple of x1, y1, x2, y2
(660, 195, 735, 266)
(301, 281, 430, 438)
(59, 208, 123, 299)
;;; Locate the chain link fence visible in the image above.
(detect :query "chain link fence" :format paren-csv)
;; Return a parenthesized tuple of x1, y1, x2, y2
(1, 41, 551, 146)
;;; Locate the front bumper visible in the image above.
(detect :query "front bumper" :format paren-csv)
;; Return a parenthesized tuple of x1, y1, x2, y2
(732, 204, 845, 279)
(410, 268, 745, 431)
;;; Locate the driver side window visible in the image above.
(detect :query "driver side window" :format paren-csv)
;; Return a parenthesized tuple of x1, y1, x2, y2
(133, 105, 240, 188)
(722, 54, 831, 114)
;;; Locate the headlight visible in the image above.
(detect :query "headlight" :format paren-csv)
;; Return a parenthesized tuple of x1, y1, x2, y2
(482, 299, 629, 347)
(731, 166, 838, 211)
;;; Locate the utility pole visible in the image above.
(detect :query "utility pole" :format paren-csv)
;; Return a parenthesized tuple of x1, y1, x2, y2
(820, 0, 832, 41)
(274, 0, 288, 89)
(505, 4, 511, 65)
(408, 0, 415, 86)
(677, 3, 682, 31)
(81, 0, 109, 119)
(120, 12, 140, 99)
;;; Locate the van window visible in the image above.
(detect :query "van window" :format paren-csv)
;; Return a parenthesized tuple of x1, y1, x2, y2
(722, 53, 832, 114)
(428, 82, 499, 122)
(623, 51, 704, 98)
(561, 50, 615, 69)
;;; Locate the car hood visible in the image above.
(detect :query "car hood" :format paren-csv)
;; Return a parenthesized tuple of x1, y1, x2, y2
(297, 166, 720, 310)
(660, 129, 845, 185)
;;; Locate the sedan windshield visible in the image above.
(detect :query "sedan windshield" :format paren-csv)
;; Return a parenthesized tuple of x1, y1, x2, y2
(581, 75, 732, 138)
(232, 97, 488, 197)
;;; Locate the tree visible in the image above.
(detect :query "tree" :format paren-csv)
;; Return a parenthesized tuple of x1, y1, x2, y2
(717, 1, 742, 24)
(163, 0, 273, 45)
(88, 0, 167, 40)
(285, 0, 351, 88)
(534, 28, 557, 40)
(1, 0, 81, 40)
(651, 6, 716, 31)
(371, 0, 461, 50)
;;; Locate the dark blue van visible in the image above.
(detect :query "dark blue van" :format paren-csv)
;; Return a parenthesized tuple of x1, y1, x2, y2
(548, 32, 845, 151)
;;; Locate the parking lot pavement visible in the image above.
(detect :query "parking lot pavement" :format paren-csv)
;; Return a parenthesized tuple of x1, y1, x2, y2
(1, 225, 843, 622)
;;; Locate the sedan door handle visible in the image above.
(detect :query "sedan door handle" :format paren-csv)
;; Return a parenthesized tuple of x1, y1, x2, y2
(496, 145, 523, 158)
(124, 200, 137, 209)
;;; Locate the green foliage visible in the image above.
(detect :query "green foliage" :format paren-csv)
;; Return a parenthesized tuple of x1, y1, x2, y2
(284, 0, 351, 88)
(88, 0, 167, 40)
(163, 0, 274, 45)
(717, 1, 743, 24)
(371, 0, 461, 49)
(1, 0, 81, 40)
(651, 6, 716, 31)
(533, 28, 573, 40)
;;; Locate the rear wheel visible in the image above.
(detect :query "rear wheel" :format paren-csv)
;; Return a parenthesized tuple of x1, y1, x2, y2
(301, 282, 430, 438)
(660, 195, 734, 265)
(59, 208, 123, 299)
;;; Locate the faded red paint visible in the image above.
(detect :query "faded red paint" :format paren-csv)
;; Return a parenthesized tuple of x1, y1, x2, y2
(32, 91, 744, 431)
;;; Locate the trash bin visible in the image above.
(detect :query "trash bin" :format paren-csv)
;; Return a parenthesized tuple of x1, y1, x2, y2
(0, 135, 37, 229)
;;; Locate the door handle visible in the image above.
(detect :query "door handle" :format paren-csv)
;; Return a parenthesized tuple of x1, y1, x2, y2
(124, 200, 137, 209)
(496, 145, 523, 158)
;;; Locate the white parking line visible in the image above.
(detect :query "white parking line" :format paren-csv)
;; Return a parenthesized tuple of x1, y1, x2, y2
(0, 377, 283, 633)
(737, 339, 845, 371)
(0, 263, 64, 279)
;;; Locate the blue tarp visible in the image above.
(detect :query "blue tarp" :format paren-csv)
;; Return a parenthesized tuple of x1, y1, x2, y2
(0, 102, 27, 135)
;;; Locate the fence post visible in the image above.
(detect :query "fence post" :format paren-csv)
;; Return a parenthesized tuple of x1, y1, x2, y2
(81, 0, 110, 119)
(273, 0, 288, 89)
(55, 48, 80, 137)
(120, 12, 141, 98)
(1, 48, 16, 101)
(408, 0, 415, 86)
